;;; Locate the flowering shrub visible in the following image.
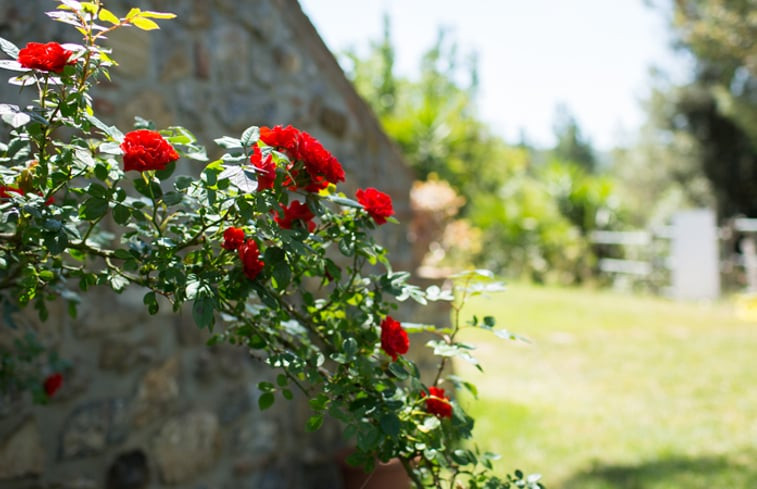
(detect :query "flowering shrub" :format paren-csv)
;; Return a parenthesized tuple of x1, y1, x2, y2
(424, 386, 454, 419)
(0, 2, 543, 488)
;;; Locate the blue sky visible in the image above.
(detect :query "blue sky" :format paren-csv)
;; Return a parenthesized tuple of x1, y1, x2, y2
(299, 0, 691, 150)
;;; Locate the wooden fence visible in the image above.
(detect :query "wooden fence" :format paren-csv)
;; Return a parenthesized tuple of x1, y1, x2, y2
(590, 210, 757, 299)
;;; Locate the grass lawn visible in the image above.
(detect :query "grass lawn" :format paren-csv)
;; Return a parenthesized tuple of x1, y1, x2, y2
(453, 283, 757, 489)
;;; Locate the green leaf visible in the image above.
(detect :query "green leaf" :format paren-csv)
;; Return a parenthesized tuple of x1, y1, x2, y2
(86, 183, 108, 199)
(131, 16, 160, 30)
(451, 449, 472, 466)
(276, 374, 288, 387)
(379, 413, 400, 437)
(192, 294, 215, 330)
(306, 414, 324, 432)
(112, 204, 130, 225)
(388, 362, 409, 380)
(139, 10, 177, 19)
(240, 126, 260, 147)
(80, 197, 108, 220)
(94, 163, 110, 180)
(124, 7, 141, 19)
(84, 114, 124, 141)
(338, 238, 354, 256)
(343, 337, 357, 359)
(357, 426, 381, 451)
(264, 247, 290, 290)
(328, 195, 363, 209)
(309, 394, 328, 411)
(0, 37, 20, 59)
(0, 107, 30, 128)
(98, 8, 120, 24)
(44, 231, 68, 254)
(155, 161, 176, 181)
(418, 416, 441, 433)
(113, 249, 134, 260)
(282, 389, 293, 400)
(174, 175, 194, 190)
(258, 392, 275, 411)
(109, 274, 129, 292)
(143, 291, 159, 314)
(162, 191, 183, 206)
(133, 177, 162, 199)
(214, 136, 243, 150)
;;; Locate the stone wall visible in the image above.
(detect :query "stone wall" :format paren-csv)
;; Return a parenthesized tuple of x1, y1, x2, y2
(0, 1, 429, 488)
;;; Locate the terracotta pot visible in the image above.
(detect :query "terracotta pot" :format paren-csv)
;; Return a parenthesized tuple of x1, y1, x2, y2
(337, 450, 412, 489)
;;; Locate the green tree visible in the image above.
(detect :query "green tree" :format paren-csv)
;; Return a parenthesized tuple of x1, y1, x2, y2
(343, 22, 512, 204)
(343, 17, 631, 283)
(661, 0, 757, 217)
(609, 73, 715, 226)
(549, 104, 597, 172)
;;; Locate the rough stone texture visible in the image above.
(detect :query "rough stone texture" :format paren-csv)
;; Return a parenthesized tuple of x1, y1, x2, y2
(133, 356, 180, 426)
(99, 336, 158, 372)
(153, 411, 220, 484)
(60, 399, 130, 459)
(105, 27, 153, 80)
(0, 419, 45, 479)
(74, 289, 143, 337)
(0, 0, 437, 487)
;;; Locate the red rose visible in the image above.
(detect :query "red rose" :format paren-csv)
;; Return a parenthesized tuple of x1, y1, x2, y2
(423, 386, 453, 419)
(274, 201, 316, 232)
(356, 187, 393, 225)
(0, 185, 24, 199)
(259, 126, 345, 192)
(296, 131, 345, 191)
(120, 129, 180, 172)
(222, 226, 245, 251)
(43, 372, 63, 397)
(250, 146, 276, 191)
(238, 239, 264, 280)
(259, 125, 300, 157)
(18, 42, 74, 74)
(380, 316, 409, 361)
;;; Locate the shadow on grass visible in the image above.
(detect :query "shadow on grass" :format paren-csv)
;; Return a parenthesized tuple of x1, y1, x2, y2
(561, 450, 757, 489)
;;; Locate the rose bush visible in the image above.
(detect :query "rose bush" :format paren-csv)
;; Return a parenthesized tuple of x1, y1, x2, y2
(0, 2, 543, 488)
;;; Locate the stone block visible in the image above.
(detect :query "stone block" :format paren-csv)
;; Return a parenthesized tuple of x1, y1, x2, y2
(60, 398, 130, 459)
(133, 356, 180, 426)
(160, 47, 192, 83)
(153, 411, 220, 484)
(217, 385, 252, 423)
(99, 336, 158, 372)
(193, 40, 211, 80)
(318, 105, 347, 138)
(212, 344, 251, 379)
(175, 315, 210, 346)
(212, 24, 250, 83)
(273, 46, 301, 74)
(232, 415, 278, 456)
(75, 291, 139, 337)
(106, 27, 153, 80)
(0, 418, 45, 479)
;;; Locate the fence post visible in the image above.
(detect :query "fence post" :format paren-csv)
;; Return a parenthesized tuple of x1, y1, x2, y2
(742, 237, 757, 292)
(669, 209, 720, 300)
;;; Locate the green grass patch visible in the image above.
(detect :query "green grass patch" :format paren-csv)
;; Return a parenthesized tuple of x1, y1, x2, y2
(454, 283, 757, 488)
